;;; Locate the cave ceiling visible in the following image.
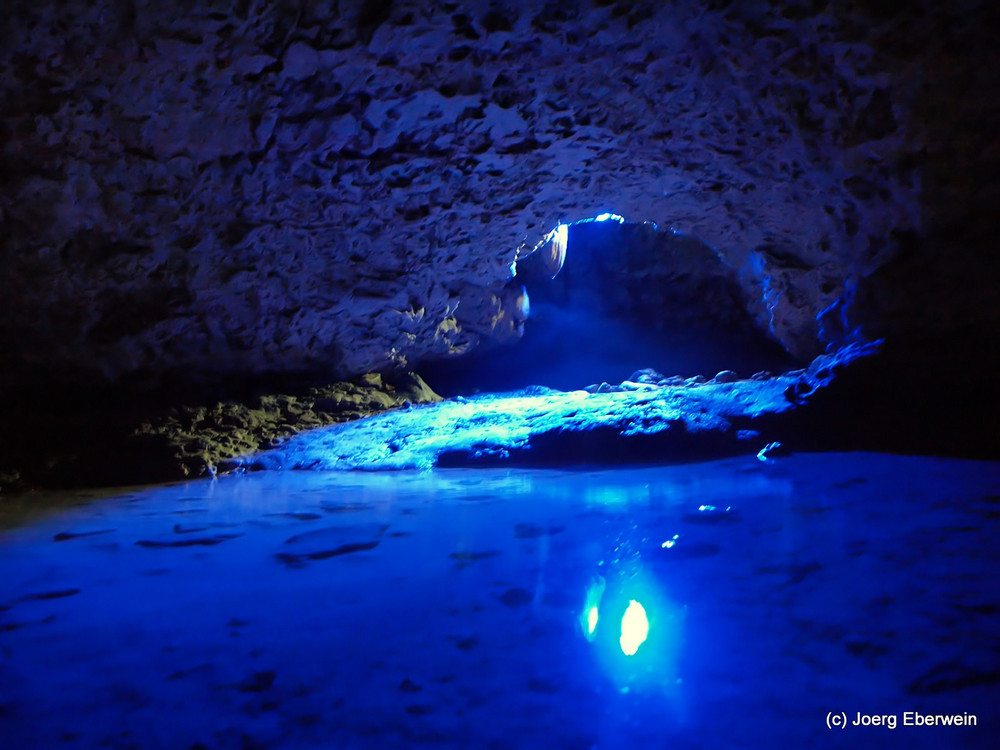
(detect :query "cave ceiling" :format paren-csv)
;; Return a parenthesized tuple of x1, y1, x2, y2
(0, 0, 995, 387)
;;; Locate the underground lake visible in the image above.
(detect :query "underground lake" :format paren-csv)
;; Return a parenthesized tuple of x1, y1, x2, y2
(2, 453, 999, 749)
(3, 1, 1000, 747)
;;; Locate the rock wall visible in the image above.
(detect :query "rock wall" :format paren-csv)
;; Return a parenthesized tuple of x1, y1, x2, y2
(1, 0, 996, 387)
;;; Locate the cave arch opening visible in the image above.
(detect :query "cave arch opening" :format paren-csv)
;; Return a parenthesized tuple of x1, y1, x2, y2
(422, 217, 796, 396)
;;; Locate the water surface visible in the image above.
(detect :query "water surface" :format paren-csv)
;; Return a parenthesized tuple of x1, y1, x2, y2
(1, 453, 998, 748)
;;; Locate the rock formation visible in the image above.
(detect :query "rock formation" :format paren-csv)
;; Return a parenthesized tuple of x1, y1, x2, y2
(2, 0, 997, 389)
(234, 341, 880, 472)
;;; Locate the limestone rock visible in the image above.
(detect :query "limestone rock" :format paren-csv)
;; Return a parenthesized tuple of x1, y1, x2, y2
(0, 1, 995, 388)
(631, 368, 667, 385)
(711, 370, 739, 384)
(133, 372, 441, 478)
(236, 341, 881, 471)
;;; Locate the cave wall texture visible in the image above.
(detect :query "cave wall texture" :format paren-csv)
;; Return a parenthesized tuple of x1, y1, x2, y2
(1, 0, 997, 388)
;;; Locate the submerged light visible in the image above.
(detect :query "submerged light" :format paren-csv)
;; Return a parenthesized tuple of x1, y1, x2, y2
(582, 569, 683, 692)
(580, 575, 606, 642)
(619, 600, 649, 656)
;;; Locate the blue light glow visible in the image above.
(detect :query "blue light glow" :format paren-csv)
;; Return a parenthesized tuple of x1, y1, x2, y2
(619, 600, 649, 656)
(571, 212, 627, 227)
(581, 568, 685, 695)
(580, 576, 606, 642)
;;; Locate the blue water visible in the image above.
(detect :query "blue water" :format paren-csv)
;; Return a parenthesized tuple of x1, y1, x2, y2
(1, 453, 998, 748)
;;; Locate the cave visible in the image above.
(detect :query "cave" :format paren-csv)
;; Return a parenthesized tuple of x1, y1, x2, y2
(1, 1, 999, 747)
(424, 217, 797, 395)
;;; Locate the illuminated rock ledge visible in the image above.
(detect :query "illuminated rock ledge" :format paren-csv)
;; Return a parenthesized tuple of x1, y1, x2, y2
(231, 341, 880, 472)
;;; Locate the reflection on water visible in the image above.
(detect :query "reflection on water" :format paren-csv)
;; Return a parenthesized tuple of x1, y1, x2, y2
(0, 453, 998, 748)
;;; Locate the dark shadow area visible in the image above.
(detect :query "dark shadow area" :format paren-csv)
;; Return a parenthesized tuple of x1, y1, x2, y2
(437, 423, 754, 469)
(0, 369, 432, 492)
(0, 385, 189, 491)
(423, 221, 795, 395)
(747, 330, 1000, 461)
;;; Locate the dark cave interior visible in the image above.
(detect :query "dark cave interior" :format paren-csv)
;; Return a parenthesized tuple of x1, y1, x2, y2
(1, 3, 1000, 748)
(423, 220, 797, 395)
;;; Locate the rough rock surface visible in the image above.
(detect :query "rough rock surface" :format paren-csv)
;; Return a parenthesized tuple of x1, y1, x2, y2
(135, 371, 440, 476)
(0, 371, 439, 494)
(2, 1, 996, 387)
(234, 341, 879, 472)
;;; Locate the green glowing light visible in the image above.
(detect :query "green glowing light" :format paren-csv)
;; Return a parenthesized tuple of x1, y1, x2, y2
(619, 600, 649, 656)
(586, 606, 599, 635)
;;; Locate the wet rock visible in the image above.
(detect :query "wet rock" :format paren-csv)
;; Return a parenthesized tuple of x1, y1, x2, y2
(239, 341, 882, 471)
(630, 368, 667, 385)
(521, 385, 558, 397)
(757, 441, 791, 462)
(311, 398, 342, 414)
(134, 372, 441, 479)
(658, 376, 686, 387)
(783, 380, 815, 403)
(539, 226, 567, 279)
(620, 381, 658, 391)
(711, 370, 739, 384)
